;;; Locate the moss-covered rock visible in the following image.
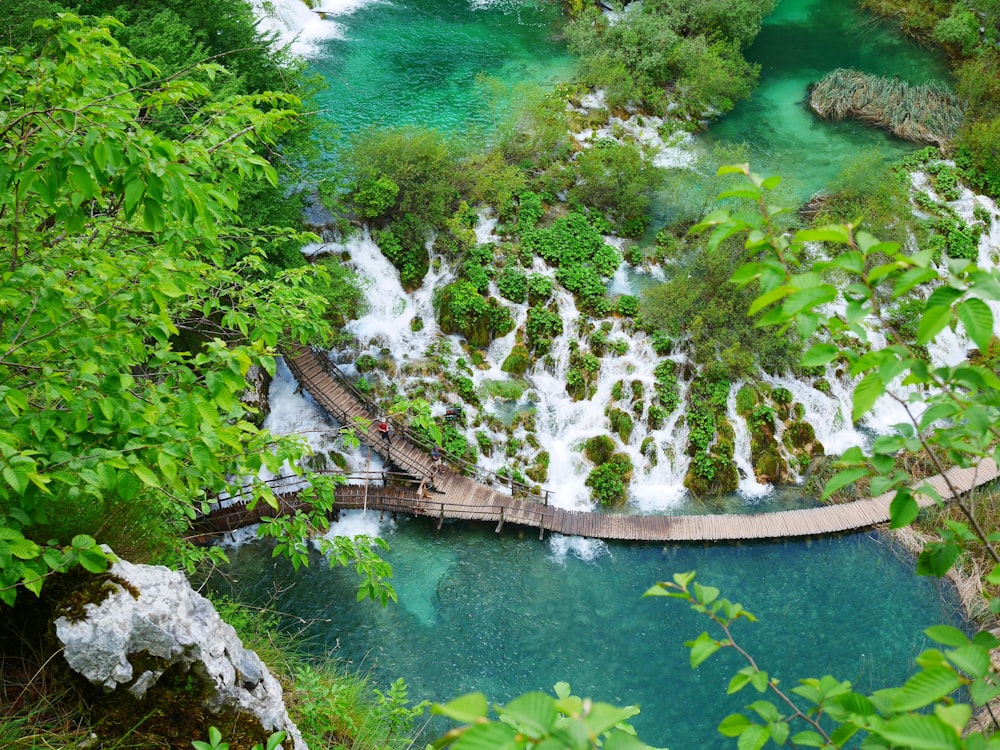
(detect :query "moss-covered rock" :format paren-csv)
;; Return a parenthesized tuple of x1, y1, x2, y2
(501, 344, 532, 376)
(583, 434, 616, 465)
(607, 408, 634, 443)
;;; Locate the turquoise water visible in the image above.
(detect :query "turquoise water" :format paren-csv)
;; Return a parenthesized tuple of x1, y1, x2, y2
(221, 4, 973, 748)
(697, 0, 952, 203)
(213, 521, 967, 748)
(310, 0, 575, 138)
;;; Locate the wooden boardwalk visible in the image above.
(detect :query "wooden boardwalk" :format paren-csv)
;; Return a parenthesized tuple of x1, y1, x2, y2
(199, 346, 1000, 543)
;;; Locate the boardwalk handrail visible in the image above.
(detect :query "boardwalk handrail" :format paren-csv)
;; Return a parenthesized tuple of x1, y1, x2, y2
(196, 459, 1000, 542)
(295, 346, 554, 504)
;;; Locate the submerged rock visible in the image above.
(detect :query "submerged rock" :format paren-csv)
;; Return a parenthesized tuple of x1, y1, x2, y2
(54, 554, 306, 750)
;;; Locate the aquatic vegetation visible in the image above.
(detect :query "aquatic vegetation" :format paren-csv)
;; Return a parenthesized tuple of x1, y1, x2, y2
(809, 68, 963, 146)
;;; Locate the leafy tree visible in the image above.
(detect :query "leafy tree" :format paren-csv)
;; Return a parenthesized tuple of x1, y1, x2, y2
(0, 15, 383, 606)
(570, 141, 661, 228)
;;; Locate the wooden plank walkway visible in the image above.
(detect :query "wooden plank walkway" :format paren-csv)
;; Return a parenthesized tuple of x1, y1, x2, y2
(218, 347, 1000, 543)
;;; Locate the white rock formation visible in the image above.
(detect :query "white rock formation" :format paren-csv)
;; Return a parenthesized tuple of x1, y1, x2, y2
(54, 555, 306, 750)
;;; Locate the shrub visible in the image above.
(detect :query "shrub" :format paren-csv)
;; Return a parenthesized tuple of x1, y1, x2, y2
(525, 305, 563, 354)
(527, 273, 553, 305)
(497, 267, 528, 303)
(355, 354, 378, 373)
(352, 174, 399, 219)
(653, 359, 680, 413)
(616, 295, 639, 318)
(517, 190, 544, 232)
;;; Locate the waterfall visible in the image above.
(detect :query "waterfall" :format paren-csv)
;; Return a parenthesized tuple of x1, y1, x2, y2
(726, 384, 773, 499)
(302, 227, 697, 512)
(244, 0, 364, 57)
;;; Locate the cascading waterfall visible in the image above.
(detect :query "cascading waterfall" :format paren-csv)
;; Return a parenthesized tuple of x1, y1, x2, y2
(726, 385, 773, 498)
(245, 0, 344, 57)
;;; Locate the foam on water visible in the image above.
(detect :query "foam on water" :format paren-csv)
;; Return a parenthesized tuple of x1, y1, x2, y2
(547, 533, 610, 564)
(246, 0, 350, 57)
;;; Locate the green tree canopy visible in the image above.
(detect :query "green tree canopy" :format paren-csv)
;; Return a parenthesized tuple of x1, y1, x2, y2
(0, 14, 346, 605)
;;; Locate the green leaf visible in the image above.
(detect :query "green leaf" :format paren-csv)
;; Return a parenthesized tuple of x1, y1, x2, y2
(889, 491, 920, 529)
(852, 372, 884, 423)
(432, 693, 489, 723)
(132, 464, 160, 488)
(924, 625, 969, 648)
(800, 343, 839, 367)
(582, 702, 641, 737)
(782, 285, 837, 316)
(789, 731, 826, 747)
(916, 304, 952, 345)
(449, 722, 522, 750)
(687, 632, 721, 668)
(945, 644, 991, 678)
(499, 692, 557, 736)
(891, 666, 963, 711)
(8, 537, 41, 560)
(718, 713, 752, 737)
(877, 715, 960, 750)
(795, 226, 851, 244)
(916, 541, 960, 577)
(821, 468, 869, 500)
(78, 549, 110, 574)
(956, 298, 994, 352)
(736, 723, 769, 750)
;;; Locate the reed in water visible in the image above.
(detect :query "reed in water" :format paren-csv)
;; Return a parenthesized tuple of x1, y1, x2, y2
(809, 67, 963, 146)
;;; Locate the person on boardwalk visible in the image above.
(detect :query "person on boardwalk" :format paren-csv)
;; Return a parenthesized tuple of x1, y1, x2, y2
(377, 417, 392, 449)
(431, 444, 443, 476)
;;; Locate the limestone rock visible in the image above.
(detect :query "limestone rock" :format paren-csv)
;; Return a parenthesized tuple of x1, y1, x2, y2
(54, 555, 306, 750)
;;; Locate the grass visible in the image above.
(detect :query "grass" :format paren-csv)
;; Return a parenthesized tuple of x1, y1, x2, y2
(810, 68, 964, 146)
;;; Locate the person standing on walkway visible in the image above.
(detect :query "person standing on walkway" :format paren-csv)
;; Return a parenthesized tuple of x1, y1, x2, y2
(377, 417, 392, 449)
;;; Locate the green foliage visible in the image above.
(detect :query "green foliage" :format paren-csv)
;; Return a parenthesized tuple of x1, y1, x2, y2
(525, 305, 564, 355)
(192, 727, 285, 750)
(461, 258, 492, 295)
(527, 273, 554, 305)
(933, 5, 981, 55)
(431, 682, 654, 750)
(564, 0, 765, 116)
(356, 354, 379, 373)
(653, 360, 680, 414)
(648, 571, 1000, 750)
(353, 174, 400, 220)
(374, 214, 430, 290)
(0, 15, 354, 603)
(569, 141, 660, 230)
(498, 267, 529, 303)
(616, 295, 640, 318)
(696, 160, 1000, 601)
(343, 126, 461, 231)
(566, 349, 601, 401)
(517, 190, 545, 232)
(373, 678, 430, 741)
(523, 211, 607, 268)
(640, 234, 800, 378)
(585, 453, 633, 507)
(556, 263, 612, 316)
